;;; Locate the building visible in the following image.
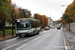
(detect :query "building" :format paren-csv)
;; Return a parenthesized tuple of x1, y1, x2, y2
(47, 17, 50, 26)
(5, 22, 12, 26)
(47, 17, 53, 28)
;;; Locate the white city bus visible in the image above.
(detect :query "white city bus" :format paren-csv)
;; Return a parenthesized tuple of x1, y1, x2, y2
(15, 18, 41, 38)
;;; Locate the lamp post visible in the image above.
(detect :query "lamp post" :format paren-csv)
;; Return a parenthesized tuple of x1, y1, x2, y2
(61, 5, 68, 13)
(61, 5, 71, 31)
(61, 5, 68, 6)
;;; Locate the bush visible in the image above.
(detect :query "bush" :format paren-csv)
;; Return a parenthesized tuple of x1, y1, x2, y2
(6, 26, 15, 29)
(0, 29, 15, 35)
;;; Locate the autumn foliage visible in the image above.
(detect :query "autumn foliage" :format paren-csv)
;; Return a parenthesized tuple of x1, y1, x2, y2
(0, 0, 49, 37)
(62, 0, 75, 24)
(34, 13, 48, 26)
(18, 8, 31, 18)
(34, 14, 44, 25)
(0, 0, 13, 37)
(12, 3, 20, 19)
(42, 15, 48, 25)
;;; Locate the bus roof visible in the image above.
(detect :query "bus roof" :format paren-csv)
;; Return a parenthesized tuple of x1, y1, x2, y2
(15, 18, 31, 20)
(15, 18, 39, 21)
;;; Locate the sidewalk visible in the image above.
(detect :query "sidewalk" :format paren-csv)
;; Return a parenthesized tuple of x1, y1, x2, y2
(0, 34, 16, 42)
(63, 28, 75, 50)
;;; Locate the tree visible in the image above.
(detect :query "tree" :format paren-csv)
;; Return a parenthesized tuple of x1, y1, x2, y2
(18, 8, 31, 18)
(62, 0, 75, 31)
(11, 3, 20, 36)
(42, 15, 48, 26)
(26, 11, 31, 18)
(0, 0, 13, 37)
(69, 0, 75, 22)
(34, 13, 48, 27)
(63, 0, 75, 23)
(12, 3, 20, 20)
(63, 9, 72, 31)
(34, 13, 44, 26)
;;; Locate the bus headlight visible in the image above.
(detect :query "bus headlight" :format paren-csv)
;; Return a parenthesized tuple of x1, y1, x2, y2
(16, 31, 18, 33)
(27, 31, 32, 33)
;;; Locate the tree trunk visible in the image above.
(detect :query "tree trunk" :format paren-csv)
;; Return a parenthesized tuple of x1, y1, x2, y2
(68, 23, 70, 31)
(12, 22, 14, 36)
(11, 14, 14, 36)
(3, 20, 5, 38)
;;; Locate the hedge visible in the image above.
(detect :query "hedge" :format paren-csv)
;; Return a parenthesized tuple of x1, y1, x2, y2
(6, 26, 15, 29)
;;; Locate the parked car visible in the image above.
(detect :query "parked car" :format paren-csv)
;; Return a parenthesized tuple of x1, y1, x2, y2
(57, 26, 61, 29)
(44, 26, 49, 30)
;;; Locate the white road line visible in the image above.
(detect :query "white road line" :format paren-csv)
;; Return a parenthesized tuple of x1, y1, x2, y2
(16, 32, 49, 50)
(62, 27, 68, 50)
(2, 31, 48, 50)
(2, 37, 34, 50)
(64, 38, 68, 50)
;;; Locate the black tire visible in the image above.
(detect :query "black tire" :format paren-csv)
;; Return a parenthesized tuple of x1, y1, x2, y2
(19, 35, 22, 38)
(32, 31, 35, 35)
(37, 30, 39, 34)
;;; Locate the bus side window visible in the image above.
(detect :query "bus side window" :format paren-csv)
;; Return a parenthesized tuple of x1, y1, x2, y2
(20, 24, 24, 28)
(31, 24, 33, 28)
(31, 22, 34, 28)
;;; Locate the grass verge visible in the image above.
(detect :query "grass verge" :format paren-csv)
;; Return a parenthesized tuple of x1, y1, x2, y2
(0, 29, 15, 36)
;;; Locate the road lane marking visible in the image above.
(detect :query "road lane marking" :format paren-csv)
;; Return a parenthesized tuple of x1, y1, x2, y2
(16, 31, 49, 50)
(2, 31, 48, 50)
(2, 37, 33, 50)
(62, 27, 68, 50)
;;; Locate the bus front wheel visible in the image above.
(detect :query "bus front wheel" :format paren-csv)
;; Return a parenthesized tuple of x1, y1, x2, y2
(19, 35, 22, 38)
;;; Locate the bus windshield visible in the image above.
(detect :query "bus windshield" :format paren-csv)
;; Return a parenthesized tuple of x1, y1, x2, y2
(16, 21, 30, 29)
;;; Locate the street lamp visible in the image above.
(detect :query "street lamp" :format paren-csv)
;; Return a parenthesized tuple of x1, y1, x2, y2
(61, 5, 67, 28)
(61, 5, 71, 31)
(61, 4, 67, 6)
(61, 4, 68, 12)
(61, 4, 69, 15)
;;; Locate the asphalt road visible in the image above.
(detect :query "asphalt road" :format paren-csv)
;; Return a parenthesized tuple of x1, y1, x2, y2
(0, 28, 65, 50)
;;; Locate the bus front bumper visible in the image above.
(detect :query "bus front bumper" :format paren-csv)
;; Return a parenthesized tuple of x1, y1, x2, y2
(16, 32, 33, 36)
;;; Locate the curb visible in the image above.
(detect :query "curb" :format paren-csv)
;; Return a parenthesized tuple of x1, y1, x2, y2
(0, 29, 44, 42)
(63, 30, 68, 50)
(0, 36, 16, 42)
(63, 27, 71, 50)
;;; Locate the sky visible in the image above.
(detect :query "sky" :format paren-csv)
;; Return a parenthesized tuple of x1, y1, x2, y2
(11, 0, 73, 21)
